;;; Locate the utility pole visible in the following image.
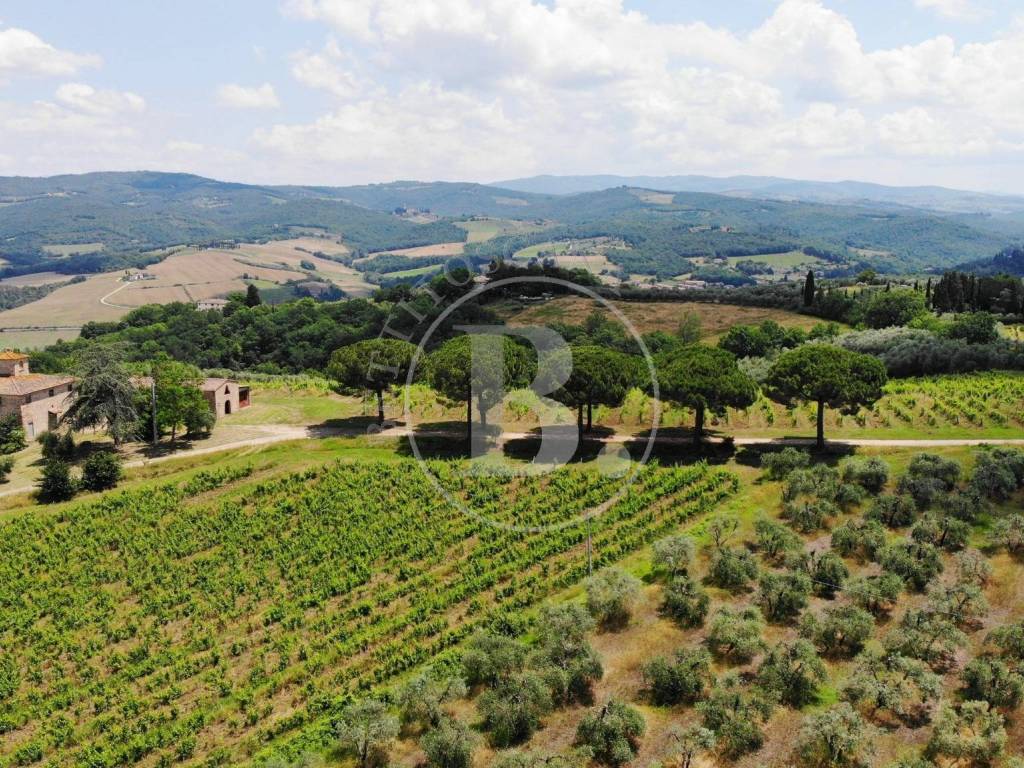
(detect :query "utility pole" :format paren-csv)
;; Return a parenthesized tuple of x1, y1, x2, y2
(586, 515, 593, 576)
(150, 377, 158, 448)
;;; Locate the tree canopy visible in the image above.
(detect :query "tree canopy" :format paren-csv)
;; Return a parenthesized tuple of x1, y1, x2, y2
(424, 335, 534, 431)
(328, 338, 417, 424)
(658, 345, 756, 443)
(766, 345, 887, 448)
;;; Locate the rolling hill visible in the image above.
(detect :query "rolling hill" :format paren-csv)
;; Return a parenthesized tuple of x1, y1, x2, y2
(493, 173, 1024, 215)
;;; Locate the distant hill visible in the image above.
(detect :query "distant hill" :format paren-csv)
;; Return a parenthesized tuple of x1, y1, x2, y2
(0, 172, 466, 276)
(2, 172, 1022, 282)
(301, 180, 555, 217)
(492, 174, 1024, 215)
(957, 246, 1024, 276)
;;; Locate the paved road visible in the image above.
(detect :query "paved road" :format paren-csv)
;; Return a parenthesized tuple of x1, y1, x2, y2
(4, 423, 1023, 500)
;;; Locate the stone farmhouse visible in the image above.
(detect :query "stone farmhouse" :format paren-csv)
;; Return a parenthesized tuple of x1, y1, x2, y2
(0, 351, 75, 439)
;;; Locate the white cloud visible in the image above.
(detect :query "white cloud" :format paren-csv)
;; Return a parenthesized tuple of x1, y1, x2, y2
(262, 0, 1024, 183)
(217, 82, 280, 109)
(290, 41, 364, 98)
(55, 82, 145, 115)
(913, 0, 984, 21)
(0, 25, 100, 78)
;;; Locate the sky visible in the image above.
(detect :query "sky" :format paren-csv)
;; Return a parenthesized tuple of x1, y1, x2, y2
(1, 0, 1024, 192)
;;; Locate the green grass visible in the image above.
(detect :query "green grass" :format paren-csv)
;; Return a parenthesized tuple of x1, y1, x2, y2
(513, 240, 570, 260)
(724, 250, 824, 270)
(455, 218, 546, 243)
(382, 263, 444, 279)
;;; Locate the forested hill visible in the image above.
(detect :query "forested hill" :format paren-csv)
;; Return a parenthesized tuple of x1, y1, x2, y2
(0, 172, 466, 276)
(493, 173, 1024, 215)
(2, 171, 1022, 279)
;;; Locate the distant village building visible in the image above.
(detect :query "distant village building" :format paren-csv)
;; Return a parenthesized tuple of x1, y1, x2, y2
(0, 351, 75, 439)
(125, 271, 156, 282)
(196, 298, 230, 311)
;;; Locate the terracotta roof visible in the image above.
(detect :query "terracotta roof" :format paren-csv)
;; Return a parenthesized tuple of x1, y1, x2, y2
(200, 378, 231, 392)
(132, 376, 234, 392)
(0, 350, 28, 361)
(0, 374, 73, 396)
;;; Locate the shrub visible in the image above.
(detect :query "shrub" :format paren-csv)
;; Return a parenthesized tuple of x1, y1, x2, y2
(478, 672, 552, 747)
(795, 703, 875, 768)
(660, 575, 709, 628)
(706, 547, 758, 591)
(801, 605, 874, 657)
(37, 459, 76, 503)
(831, 518, 887, 561)
(574, 699, 645, 767)
(641, 647, 712, 705)
(866, 494, 917, 528)
(0, 456, 13, 484)
(81, 452, 123, 491)
(39, 430, 74, 461)
(707, 607, 766, 662)
(842, 457, 889, 493)
(585, 568, 641, 629)
(760, 448, 810, 480)
(421, 718, 479, 768)
(461, 633, 526, 688)
(0, 414, 26, 454)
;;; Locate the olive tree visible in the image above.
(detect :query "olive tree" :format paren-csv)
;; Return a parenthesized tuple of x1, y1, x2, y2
(396, 670, 467, 731)
(478, 671, 553, 747)
(651, 535, 695, 579)
(707, 607, 766, 662)
(666, 725, 715, 768)
(756, 639, 826, 707)
(336, 699, 400, 768)
(795, 703, 876, 768)
(841, 650, 941, 726)
(421, 717, 479, 768)
(927, 702, 1006, 768)
(574, 699, 645, 767)
(697, 673, 774, 759)
(641, 647, 712, 705)
(766, 345, 887, 448)
(585, 568, 641, 629)
(660, 575, 709, 628)
(800, 605, 874, 658)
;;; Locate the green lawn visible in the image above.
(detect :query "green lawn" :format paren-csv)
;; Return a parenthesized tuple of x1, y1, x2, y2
(725, 250, 824, 270)
(513, 240, 570, 260)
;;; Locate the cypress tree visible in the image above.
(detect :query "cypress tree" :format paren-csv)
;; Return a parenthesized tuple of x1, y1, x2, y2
(803, 270, 816, 307)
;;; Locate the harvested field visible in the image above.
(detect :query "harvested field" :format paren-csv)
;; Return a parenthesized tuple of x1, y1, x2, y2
(505, 296, 828, 339)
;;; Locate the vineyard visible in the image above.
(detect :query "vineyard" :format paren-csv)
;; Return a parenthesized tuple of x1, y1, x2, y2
(0, 459, 736, 768)
(603, 371, 1024, 438)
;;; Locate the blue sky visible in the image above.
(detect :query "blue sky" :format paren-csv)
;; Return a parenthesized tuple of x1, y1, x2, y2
(2, 0, 1023, 191)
